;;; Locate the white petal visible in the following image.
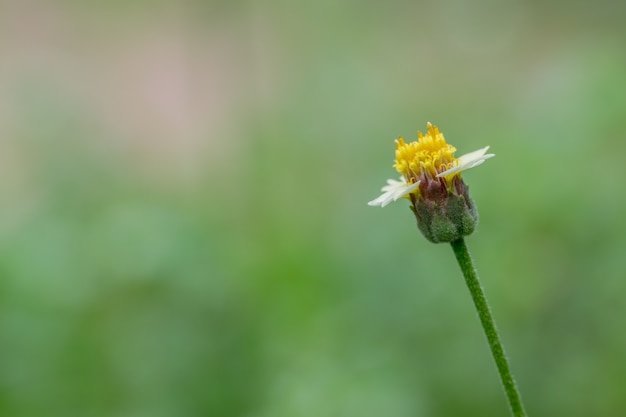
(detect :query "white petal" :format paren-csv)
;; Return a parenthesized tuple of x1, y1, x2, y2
(394, 180, 420, 200)
(367, 178, 420, 207)
(458, 146, 491, 164)
(380, 194, 395, 207)
(367, 196, 385, 207)
(381, 178, 405, 192)
(437, 146, 495, 178)
(368, 188, 396, 207)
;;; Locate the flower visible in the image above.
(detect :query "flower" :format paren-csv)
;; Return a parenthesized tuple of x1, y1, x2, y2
(368, 122, 494, 243)
(369, 122, 494, 207)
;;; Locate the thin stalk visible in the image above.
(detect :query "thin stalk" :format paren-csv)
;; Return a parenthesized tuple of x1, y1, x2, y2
(450, 238, 527, 417)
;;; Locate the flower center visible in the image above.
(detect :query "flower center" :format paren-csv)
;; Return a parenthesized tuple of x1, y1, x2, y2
(393, 122, 457, 181)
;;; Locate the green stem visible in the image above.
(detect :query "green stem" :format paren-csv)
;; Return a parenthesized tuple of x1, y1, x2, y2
(450, 238, 527, 417)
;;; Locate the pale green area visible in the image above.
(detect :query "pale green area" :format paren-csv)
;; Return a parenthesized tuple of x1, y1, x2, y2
(1, 1, 626, 416)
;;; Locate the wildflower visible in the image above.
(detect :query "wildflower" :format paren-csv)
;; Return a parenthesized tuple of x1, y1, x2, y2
(368, 122, 494, 243)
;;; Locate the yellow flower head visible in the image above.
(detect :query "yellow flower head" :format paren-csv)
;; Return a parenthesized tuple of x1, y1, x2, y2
(394, 122, 457, 182)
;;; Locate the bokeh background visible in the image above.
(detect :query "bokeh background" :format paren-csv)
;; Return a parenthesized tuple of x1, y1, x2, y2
(1, 1, 626, 416)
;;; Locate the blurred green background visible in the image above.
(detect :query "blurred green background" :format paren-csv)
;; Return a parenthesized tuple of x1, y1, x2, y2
(1, 1, 626, 416)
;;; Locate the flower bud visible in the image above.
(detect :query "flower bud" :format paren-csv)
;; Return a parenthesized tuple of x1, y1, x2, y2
(409, 176, 478, 243)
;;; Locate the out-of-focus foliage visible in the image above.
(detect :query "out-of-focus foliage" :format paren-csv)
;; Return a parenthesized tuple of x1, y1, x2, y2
(1, 1, 626, 416)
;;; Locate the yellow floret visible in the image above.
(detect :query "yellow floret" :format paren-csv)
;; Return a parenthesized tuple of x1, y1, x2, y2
(393, 122, 457, 180)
